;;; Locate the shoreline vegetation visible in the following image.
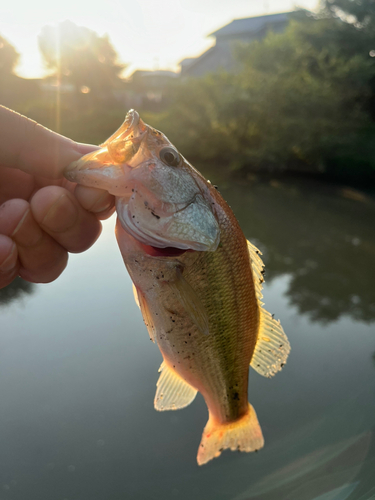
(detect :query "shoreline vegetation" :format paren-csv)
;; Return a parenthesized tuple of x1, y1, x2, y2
(1, 1, 375, 186)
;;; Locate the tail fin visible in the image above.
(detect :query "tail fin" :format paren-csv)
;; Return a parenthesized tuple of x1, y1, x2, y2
(197, 403, 264, 466)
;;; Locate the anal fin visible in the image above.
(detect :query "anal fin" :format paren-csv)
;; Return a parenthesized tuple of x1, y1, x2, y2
(133, 283, 140, 309)
(133, 284, 156, 343)
(154, 361, 197, 411)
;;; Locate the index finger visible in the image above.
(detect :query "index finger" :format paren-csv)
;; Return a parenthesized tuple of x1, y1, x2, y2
(0, 105, 98, 179)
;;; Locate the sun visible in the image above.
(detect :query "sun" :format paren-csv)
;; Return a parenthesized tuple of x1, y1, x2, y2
(0, 0, 319, 79)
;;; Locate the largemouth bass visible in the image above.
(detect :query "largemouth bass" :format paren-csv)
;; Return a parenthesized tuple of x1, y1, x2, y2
(65, 110, 290, 465)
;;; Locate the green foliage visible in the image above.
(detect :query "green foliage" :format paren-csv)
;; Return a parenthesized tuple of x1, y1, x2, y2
(17, 97, 126, 144)
(323, 0, 375, 27)
(2, 3, 375, 183)
(153, 7, 375, 182)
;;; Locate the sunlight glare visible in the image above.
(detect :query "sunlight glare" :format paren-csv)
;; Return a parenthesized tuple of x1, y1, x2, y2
(0, 0, 319, 79)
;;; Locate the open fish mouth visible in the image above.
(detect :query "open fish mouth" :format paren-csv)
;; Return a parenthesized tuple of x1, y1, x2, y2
(139, 244, 189, 258)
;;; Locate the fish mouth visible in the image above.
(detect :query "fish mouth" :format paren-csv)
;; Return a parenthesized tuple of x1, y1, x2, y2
(101, 109, 143, 148)
(64, 109, 147, 196)
(64, 109, 221, 253)
(140, 243, 189, 258)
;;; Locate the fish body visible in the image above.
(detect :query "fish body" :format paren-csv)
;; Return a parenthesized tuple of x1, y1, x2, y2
(65, 110, 290, 465)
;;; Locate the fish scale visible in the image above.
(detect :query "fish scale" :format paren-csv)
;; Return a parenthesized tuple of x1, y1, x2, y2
(123, 195, 259, 424)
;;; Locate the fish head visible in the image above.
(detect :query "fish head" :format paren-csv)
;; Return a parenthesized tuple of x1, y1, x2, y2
(65, 110, 220, 252)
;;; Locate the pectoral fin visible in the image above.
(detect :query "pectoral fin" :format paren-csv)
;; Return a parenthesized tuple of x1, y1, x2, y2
(168, 270, 210, 335)
(133, 284, 156, 343)
(154, 361, 197, 411)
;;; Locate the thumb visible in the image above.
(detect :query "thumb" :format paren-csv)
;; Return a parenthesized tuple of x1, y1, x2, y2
(0, 105, 98, 179)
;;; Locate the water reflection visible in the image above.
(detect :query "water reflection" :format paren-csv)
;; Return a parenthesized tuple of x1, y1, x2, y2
(230, 380, 375, 500)
(217, 177, 375, 324)
(0, 277, 35, 306)
(1, 177, 374, 326)
(0, 178, 374, 500)
(241, 432, 372, 500)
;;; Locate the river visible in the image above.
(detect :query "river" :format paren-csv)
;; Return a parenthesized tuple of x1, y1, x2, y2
(1, 176, 374, 500)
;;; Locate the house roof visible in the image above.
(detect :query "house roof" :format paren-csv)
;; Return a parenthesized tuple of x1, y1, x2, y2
(179, 58, 197, 67)
(179, 47, 217, 69)
(208, 12, 291, 38)
(131, 70, 178, 79)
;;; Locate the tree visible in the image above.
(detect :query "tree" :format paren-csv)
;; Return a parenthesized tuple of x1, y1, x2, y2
(323, 0, 375, 27)
(0, 34, 19, 76)
(320, 0, 375, 120)
(0, 34, 40, 110)
(153, 10, 375, 182)
(232, 14, 375, 176)
(38, 21, 125, 97)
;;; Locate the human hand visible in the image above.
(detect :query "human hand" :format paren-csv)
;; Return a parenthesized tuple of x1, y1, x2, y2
(0, 106, 115, 289)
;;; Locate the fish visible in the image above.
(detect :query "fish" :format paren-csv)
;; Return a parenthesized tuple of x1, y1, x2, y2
(65, 110, 290, 465)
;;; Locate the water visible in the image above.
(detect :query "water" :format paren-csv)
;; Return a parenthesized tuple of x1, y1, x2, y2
(1, 177, 374, 500)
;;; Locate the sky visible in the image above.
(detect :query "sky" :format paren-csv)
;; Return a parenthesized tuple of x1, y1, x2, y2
(0, 0, 318, 79)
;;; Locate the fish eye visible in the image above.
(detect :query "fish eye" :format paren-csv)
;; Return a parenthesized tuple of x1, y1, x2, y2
(159, 147, 180, 167)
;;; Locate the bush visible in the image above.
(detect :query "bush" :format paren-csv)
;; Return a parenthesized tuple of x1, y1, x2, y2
(149, 11, 375, 182)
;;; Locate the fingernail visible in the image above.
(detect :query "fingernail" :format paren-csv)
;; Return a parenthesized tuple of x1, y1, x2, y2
(0, 243, 17, 272)
(42, 194, 78, 232)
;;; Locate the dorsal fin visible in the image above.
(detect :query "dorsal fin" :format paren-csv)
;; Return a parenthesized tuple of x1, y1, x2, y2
(247, 240, 291, 378)
(133, 284, 156, 343)
(154, 361, 197, 411)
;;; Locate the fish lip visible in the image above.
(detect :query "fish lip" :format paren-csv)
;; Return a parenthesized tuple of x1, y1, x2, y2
(64, 110, 221, 252)
(64, 109, 148, 185)
(64, 148, 114, 174)
(65, 154, 149, 177)
(127, 109, 140, 129)
(64, 158, 95, 181)
(64, 157, 163, 201)
(122, 109, 140, 134)
(100, 109, 143, 147)
(64, 148, 138, 196)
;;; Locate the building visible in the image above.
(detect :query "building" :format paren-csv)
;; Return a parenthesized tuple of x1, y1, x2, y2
(126, 69, 178, 110)
(180, 12, 291, 77)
